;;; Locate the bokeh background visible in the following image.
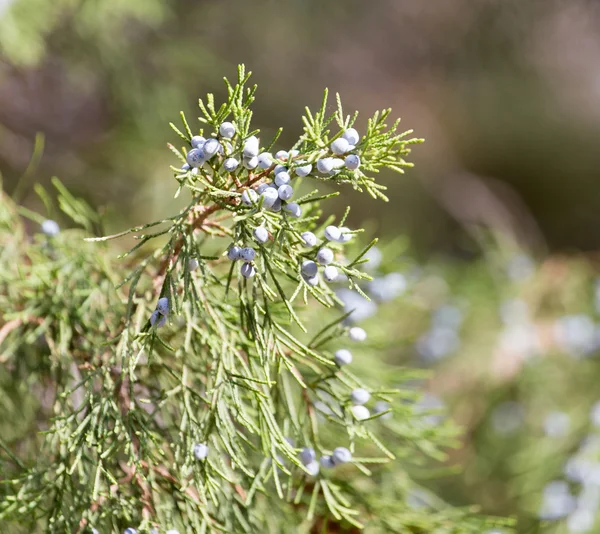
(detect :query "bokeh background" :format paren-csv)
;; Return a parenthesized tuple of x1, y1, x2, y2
(3, 0, 600, 532)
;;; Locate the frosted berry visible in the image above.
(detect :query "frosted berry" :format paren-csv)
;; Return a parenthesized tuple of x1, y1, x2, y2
(274, 171, 291, 186)
(240, 247, 256, 262)
(345, 154, 360, 171)
(254, 226, 269, 244)
(303, 273, 320, 287)
(323, 265, 339, 282)
(124, 529, 138, 534)
(374, 401, 392, 420)
(191, 135, 205, 148)
(157, 297, 169, 316)
(324, 225, 341, 241)
(219, 121, 235, 138)
(351, 405, 370, 421)
(180, 163, 191, 171)
(300, 447, 316, 465)
(150, 310, 167, 328)
(186, 148, 205, 167)
(223, 157, 239, 172)
(342, 128, 360, 145)
(320, 455, 335, 468)
(349, 326, 367, 342)
(241, 189, 258, 205)
(256, 183, 272, 194)
(227, 246, 242, 261)
(270, 198, 282, 212)
(243, 135, 259, 158)
(241, 262, 256, 278)
(351, 388, 370, 405)
(193, 442, 209, 460)
(330, 158, 345, 172)
(257, 152, 273, 169)
(300, 231, 317, 247)
(334, 349, 352, 366)
(331, 137, 350, 155)
(283, 202, 301, 218)
(316, 247, 334, 265)
(338, 226, 353, 243)
(243, 156, 259, 169)
(295, 162, 312, 177)
(305, 461, 320, 477)
(260, 187, 279, 208)
(289, 149, 300, 158)
(202, 138, 220, 159)
(275, 150, 289, 160)
(278, 184, 293, 201)
(41, 219, 60, 236)
(301, 260, 318, 277)
(188, 258, 199, 271)
(332, 447, 352, 465)
(316, 158, 334, 174)
(274, 164, 287, 175)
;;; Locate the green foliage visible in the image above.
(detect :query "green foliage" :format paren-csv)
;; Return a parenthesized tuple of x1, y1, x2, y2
(0, 66, 510, 533)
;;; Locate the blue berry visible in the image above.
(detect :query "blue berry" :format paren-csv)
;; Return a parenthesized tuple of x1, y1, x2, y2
(300, 447, 316, 465)
(241, 189, 258, 205)
(243, 156, 259, 169)
(316, 158, 334, 174)
(283, 203, 301, 218)
(157, 297, 169, 316)
(323, 266, 338, 282)
(186, 147, 205, 167)
(342, 128, 360, 145)
(191, 135, 205, 148)
(188, 258, 199, 271)
(331, 138, 349, 155)
(150, 310, 166, 328)
(124, 529, 138, 534)
(300, 232, 317, 247)
(334, 349, 352, 366)
(345, 154, 360, 171)
(180, 163, 191, 171)
(324, 225, 341, 241)
(256, 183, 272, 194)
(270, 197, 282, 212)
(301, 260, 318, 277)
(223, 158, 239, 172)
(275, 150, 289, 160)
(330, 158, 345, 173)
(289, 149, 300, 158)
(278, 184, 293, 201)
(303, 273, 320, 286)
(295, 162, 312, 177)
(350, 388, 370, 405)
(228, 246, 242, 261)
(274, 164, 287, 175)
(41, 219, 60, 236)
(260, 187, 279, 208)
(240, 247, 256, 262)
(257, 152, 273, 169)
(305, 460, 320, 477)
(316, 247, 334, 265)
(274, 171, 291, 186)
(243, 135, 259, 158)
(202, 138, 220, 159)
(332, 447, 352, 465)
(320, 455, 335, 468)
(219, 121, 236, 138)
(241, 262, 256, 278)
(351, 405, 370, 421)
(254, 226, 269, 244)
(374, 401, 392, 420)
(349, 326, 367, 342)
(338, 226, 353, 242)
(193, 442, 209, 460)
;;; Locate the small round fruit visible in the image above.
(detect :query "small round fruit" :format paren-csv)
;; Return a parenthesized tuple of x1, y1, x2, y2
(219, 121, 235, 138)
(351, 405, 371, 421)
(305, 461, 320, 476)
(295, 162, 312, 177)
(301, 260, 318, 277)
(157, 297, 169, 316)
(243, 156, 259, 169)
(316, 247, 334, 265)
(202, 138, 220, 159)
(332, 447, 352, 465)
(186, 148, 205, 167)
(283, 202, 302, 218)
(349, 326, 367, 342)
(300, 447, 316, 465)
(316, 158, 334, 174)
(320, 455, 335, 468)
(260, 187, 279, 208)
(193, 443, 209, 460)
(241, 189, 258, 205)
(350, 388, 370, 405)
(254, 226, 269, 244)
(243, 136, 259, 158)
(274, 171, 291, 186)
(301, 231, 317, 247)
(331, 137, 349, 155)
(278, 184, 294, 200)
(342, 128, 360, 145)
(323, 266, 338, 282)
(227, 246, 242, 261)
(334, 349, 352, 366)
(240, 262, 256, 278)
(188, 258, 199, 271)
(324, 225, 341, 241)
(239, 247, 256, 262)
(345, 154, 360, 170)
(223, 157, 239, 171)
(257, 152, 273, 169)
(191, 135, 205, 148)
(41, 219, 60, 236)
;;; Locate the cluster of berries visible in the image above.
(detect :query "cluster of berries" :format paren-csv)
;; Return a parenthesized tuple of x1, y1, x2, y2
(299, 225, 353, 286)
(316, 128, 361, 175)
(150, 297, 169, 328)
(297, 445, 352, 475)
(227, 245, 257, 279)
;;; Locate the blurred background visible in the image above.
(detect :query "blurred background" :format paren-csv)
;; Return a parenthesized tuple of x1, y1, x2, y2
(3, 0, 600, 532)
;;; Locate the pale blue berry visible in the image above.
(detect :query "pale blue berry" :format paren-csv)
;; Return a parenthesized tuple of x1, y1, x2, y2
(243, 135, 259, 158)
(295, 162, 312, 177)
(351, 388, 370, 405)
(193, 442, 209, 460)
(41, 219, 60, 236)
(330, 158, 345, 174)
(221, 141, 233, 155)
(191, 135, 205, 148)
(275, 150, 289, 160)
(278, 184, 293, 200)
(180, 163, 191, 171)
(270, 198, 282, 212)
(323, 266, 338, 282)
(260, 187, 279, 208)
(324, 225, 341, 241)
(301, 231, 317, 247)
(342, 128, 360, 145)
(345, 154, 360, 171)
(332, 447, 352, 465)
(316, 158, 334, 174)
(274, 171, 291, 186)
(283, 203, 302, 218)
(240, 247, 256, 262)
(241, 189, 258, 205)
(351, 405, 370, 421)
(334, 349, 352, 366)
(374, 401, 392, 420)
(300, 447, 316, 465)
(316, 247, 334, 265)
(241, 262, 256, 278)
(202, 138, 220, 159)
(150, 310, 167, 328)
(303, 273, 320, 286)
(124, 529, 138, 534)
(257, 152, 273, 169)
(301, 260, 318, 277)
(243, 156, 259, 169)
(320, 455, 335, 468)
(274, 164, 287, 175)
(228, 246, 242, 261)
(305, 460, 320, 476)
(349, 326, 367, 342)
(254, 226, 269, 244)
(157, 297, 169, 316)
(186, 147, 205, 167)
(188, 258, 199, 271)
(338, 226, 353, 243)
(223, 158, 239, 172)
(331, 138, 349, 155)
(219, 121, 236, 138)
(256, 183, 272, 194)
